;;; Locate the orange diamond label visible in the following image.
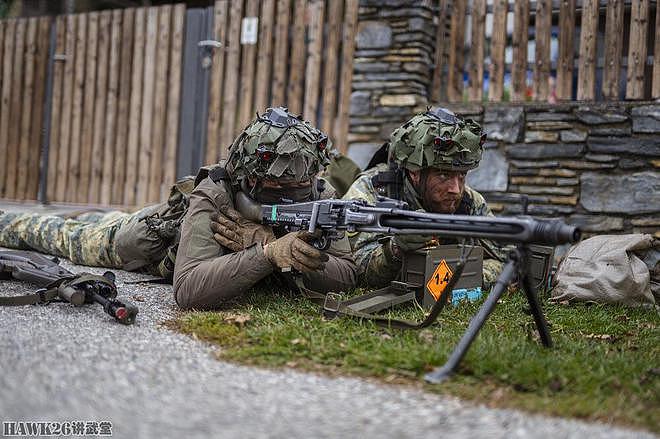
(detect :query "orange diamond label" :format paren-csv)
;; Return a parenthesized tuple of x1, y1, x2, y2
(426, 259, 454, 302)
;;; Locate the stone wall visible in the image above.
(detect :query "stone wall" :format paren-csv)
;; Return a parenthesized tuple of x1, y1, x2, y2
(461, 102, 659, 240)
(347, 0, 435, 167)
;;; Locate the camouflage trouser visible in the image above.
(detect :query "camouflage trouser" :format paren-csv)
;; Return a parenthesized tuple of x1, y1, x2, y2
(0, 210, 132, 268)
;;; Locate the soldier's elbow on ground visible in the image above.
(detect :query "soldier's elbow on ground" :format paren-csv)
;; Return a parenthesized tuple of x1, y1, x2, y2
(173, 274, 244, 310)
(173, 277, 215, 310)
(172, 282, 200, 310)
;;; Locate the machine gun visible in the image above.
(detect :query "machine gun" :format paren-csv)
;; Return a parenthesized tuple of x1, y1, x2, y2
(240, 194, 581, 382)
(0, 250, 138, 325)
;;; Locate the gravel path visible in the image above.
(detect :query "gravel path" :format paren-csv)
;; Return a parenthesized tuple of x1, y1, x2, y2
(0, 253, 655, 439)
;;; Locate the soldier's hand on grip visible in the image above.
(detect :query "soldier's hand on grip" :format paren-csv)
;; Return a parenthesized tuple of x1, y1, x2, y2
(210, 208, 276, 252)
(263, 231, 330, 273)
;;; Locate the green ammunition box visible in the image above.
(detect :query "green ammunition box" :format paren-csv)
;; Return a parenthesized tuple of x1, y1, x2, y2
(401, 245, 484, 309)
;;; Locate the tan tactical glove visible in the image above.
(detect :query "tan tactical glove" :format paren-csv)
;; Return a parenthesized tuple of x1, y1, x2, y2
(263, 231, 329, 273)
(210, 208, 276, 252)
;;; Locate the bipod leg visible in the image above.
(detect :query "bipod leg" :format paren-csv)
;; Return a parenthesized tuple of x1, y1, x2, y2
(424, 256, 518, 384)
(520, 249, 552, 347)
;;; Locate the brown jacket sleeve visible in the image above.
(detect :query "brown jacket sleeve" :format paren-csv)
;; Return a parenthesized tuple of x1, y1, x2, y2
(173, 178, 357, 310)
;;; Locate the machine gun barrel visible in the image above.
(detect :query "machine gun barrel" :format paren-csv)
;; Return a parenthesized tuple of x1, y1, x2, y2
(366, 208, 580, 245)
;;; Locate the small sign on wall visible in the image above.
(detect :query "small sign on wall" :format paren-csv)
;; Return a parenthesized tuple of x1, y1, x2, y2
(241, 17, 259, 45)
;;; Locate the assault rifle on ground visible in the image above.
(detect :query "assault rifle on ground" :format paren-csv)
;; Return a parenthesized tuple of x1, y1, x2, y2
(239, 194, 581, 382)
(0, 250, 138, 325)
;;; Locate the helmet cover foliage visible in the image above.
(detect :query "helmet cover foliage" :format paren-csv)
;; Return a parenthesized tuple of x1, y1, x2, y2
(388, 107, 484, 172)
(226, 107, 331, 185)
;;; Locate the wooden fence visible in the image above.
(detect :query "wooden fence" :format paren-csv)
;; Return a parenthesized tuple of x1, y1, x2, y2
(432, 0, 660, 103)
(0, 16, 51, 202)
(0, 6, 185, 206)
(0, 0, 358, 205)
(204, 0, 358, 164)
(46, 6, 185, 207)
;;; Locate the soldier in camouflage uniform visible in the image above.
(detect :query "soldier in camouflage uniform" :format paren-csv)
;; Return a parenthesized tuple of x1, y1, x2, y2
(0, 107, 357, 309)
(0, 178, 194, 277)
(342, 107, 506, 289)
(0, 209, 130, 269)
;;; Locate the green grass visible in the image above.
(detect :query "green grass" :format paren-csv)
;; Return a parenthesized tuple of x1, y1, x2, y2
(170, 286, 660, 433)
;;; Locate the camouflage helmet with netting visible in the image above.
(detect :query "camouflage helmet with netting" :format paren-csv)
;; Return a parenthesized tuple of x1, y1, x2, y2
(225, 107, 331, 185)
(388, 107, 485, 172)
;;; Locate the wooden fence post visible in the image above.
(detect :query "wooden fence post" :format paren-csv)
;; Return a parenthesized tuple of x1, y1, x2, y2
(430, 0, 447, 103)
(112, 8, 134, 205)
(254, 0, 275, 114)
(468, 0, 485, 102)
(577, 0, 598, 101)
(100, 10, 122, 205)
(287, 0, 307, 115)
(602, 0, 624, 100)
(447, 0, 466, 102)
(163, 4, 185, 199)
(55, 15, 76, 202)
(77, 12, 98, 203)
(511, 0, 529, 102)
(0, 19, 9, 197)
(271, 0, 291, 107)
(17, 18, 37, 199)
(320, 0, 342, 135)
(5, 19, 26, 199)
(147, 5, 172, 203)
(556, 0, 576, 101)
(533, 0, 552, 101)
(625, 0, 649, 100)
(237, 0, 259, 129)
(46, 16, 66, 202)
(653, 0, 660, 99)
(89, 11, 111, 204)
(125, 7, 145, 205)
(218, 0, 244, 154)
(335, 0, 358, 153)
(488, 0, 507, 102)
(303, 0, 324, 125)
(135, 7, 158, 206)
(206, 1, 229, 164)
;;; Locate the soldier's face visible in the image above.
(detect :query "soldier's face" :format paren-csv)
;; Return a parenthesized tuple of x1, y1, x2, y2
(409, 169, 466, 213)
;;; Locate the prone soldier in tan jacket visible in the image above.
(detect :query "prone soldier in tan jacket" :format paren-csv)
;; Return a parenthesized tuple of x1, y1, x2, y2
(174, 107, 357, 309)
